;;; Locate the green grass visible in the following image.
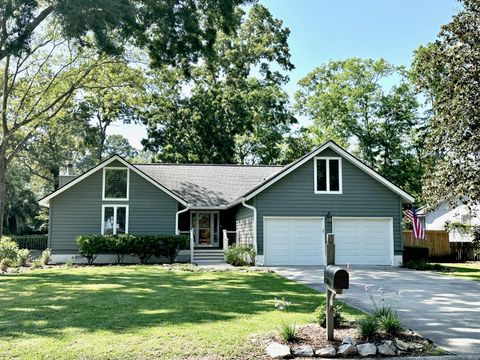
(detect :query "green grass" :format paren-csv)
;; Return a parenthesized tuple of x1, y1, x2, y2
(438, 262, 480, 282)
(0, 266, 363, 360)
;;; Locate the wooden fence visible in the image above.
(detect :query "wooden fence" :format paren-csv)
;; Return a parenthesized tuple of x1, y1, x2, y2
(11, 235, 48, 251)
(403, 230, 450, 258)
(403, 230, 480, 261)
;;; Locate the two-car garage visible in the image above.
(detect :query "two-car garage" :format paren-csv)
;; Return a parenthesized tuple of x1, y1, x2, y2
(263, 217, 393, 266)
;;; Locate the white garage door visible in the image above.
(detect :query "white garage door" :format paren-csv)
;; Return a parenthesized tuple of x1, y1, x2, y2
(264, 217, 325, 265)
(332, 218, 392, 265)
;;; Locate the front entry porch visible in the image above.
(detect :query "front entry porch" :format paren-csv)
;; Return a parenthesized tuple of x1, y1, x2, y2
(177, 209, 237, 263)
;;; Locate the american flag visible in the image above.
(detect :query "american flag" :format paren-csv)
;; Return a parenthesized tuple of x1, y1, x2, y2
(407, 206, 425, 239)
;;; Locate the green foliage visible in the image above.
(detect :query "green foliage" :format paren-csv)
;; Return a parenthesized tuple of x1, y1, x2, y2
(357, 315, 379, 339)
(0, 258, 11, 272)
(17, 249, 30, 267)
(142, 5, 295, 165)
(473, 226, 480, 257)
(224, 245, 256, 266)
(0, 238, 20, 263)
(76, 234, 188, 264)
(295, 57, 426, 199)
(377, 310, 403, 335)
(40, 248, 51, 266)
(315, 303, 344, 328)
(403, 246, 429, 263)
(372, 306, 396, 319)
(403, 260, 445, 271)
(278, 320, 297, 342)
(411, 1, 480, 209)
(30, 259, 43, 269)
(445, 221, 472, 235)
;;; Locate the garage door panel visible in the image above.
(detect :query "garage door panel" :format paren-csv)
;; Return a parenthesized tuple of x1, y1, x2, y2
(265, 217, 324, 266)
(333, 218, 392, 265)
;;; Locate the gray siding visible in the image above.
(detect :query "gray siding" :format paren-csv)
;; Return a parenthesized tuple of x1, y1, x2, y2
(235, 204, 254, 246)
(50, 161, 179, 253)
(254, 149, 403, 255)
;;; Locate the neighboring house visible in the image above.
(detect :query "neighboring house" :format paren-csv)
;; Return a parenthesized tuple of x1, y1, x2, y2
(417, 202, 480, 242)
(39, 141, 414, 266)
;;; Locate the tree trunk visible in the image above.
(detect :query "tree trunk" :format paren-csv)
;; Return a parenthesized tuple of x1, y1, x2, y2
(50, 166, 60, 190)
(0, 152, 7, 239)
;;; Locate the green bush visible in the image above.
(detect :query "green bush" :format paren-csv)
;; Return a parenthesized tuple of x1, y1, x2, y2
(0, 258, 11, 272)
(224, 244, 256, 266)
(157, 235, 189, 263)
(0, 238, 20, 262)
(111, 234, 134, 264)
(315, 303, 344, 328)
(17, 248, 30, 266)
(76, 235, 110, 264)
(377, 311, 403, 335)
(40, 248, 51, 265)
(357, 315, 379, 340)
(31, 259, 43, 269)
(403, 260, 445, 271)
(403, 246, 429, 263)
(278, 320, 296, 342)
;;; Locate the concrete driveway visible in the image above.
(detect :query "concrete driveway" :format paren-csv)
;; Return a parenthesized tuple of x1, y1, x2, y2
(272, 266, 480, 355)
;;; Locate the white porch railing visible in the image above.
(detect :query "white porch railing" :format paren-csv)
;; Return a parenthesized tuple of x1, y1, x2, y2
(222, 230, 238, 250)
(189, 228, 194, 263)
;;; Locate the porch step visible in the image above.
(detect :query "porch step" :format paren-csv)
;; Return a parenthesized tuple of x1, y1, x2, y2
(193, 249, 225, 263)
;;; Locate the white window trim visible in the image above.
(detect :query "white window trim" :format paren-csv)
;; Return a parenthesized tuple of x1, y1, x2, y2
(102, 167, 130, 201)
(314, 156, 343, 194)
(101, 204, 129, 235)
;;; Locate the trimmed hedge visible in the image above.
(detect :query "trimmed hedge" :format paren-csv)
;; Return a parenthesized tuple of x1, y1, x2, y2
(403, 246, 429, 264)
(76, 234, 188, 264)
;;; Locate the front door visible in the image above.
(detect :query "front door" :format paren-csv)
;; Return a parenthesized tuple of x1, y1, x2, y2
(192, 212, 219, 247)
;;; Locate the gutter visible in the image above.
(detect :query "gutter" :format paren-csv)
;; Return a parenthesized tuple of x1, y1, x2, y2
(175, 205, 190, 235)
(241, 198, 258, 256)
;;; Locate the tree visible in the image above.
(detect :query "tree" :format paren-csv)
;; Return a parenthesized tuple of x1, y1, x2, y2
(295, 58, 424, 198)
(142, 4, 296, 164)
(103, 135, 138, 160)
(411, 0, 480, 209)
(0, 1, 247, 237)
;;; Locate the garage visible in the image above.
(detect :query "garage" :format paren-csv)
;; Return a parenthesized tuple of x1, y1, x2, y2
(264, 217, 325, 265)
(332, 218, 393, 265)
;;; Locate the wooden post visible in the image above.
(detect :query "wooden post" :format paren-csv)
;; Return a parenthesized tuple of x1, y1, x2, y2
(325, 233, 335, 341)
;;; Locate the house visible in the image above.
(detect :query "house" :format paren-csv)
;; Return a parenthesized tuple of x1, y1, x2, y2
(417, 202, 480, 242)
(39, 141, 414, 266)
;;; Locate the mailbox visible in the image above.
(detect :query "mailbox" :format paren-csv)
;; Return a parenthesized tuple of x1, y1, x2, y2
(324, 265, 349, 291)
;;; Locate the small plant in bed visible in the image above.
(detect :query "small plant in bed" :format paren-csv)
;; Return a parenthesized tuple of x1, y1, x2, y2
(225, 244, 255, 266)
(315, 303, 344, 328)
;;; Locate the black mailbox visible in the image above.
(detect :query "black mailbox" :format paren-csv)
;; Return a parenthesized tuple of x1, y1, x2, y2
(324, 265, 349, 290)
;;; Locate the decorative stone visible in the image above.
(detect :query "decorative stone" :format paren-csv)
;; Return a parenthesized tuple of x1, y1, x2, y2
(408, 342, 424, 351)
(266, 342, 291, 359)
(357, 343, 377, 357)
(337, 343, 357, 357)
(292, 345, 314, 357)
(378, 342, 396, 356)
(315, 346, 336, 358)
(395, 339, 409, 351)
(342, 336, 357, 345)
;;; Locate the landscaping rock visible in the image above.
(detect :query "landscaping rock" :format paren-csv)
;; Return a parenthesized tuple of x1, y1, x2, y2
(292, 345, 314, 357)
(266, 342, 291, 359)
(337, 343, 357, 357)
(357, 343, 377, 357)
(315, 346, 336, 358)
(342, 336, 357, 345)
(378, 342, 396, 356)
(394, 339, 409, 351)
(408, 342, 424, 351)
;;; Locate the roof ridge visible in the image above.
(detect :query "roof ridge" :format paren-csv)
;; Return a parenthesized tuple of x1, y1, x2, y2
(134, 163, 284, 167)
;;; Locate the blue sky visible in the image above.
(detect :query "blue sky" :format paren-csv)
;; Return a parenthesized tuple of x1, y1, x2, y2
(109, 0, 459, 148)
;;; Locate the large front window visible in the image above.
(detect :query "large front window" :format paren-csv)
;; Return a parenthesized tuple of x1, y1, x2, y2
(103, 167, 129, 200)
(102, 205, 129, 235)
(314, 157, 342, 194)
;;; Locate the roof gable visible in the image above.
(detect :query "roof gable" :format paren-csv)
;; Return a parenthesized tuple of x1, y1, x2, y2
(235, 141, 415, 204)
(39, 155, 187, 207)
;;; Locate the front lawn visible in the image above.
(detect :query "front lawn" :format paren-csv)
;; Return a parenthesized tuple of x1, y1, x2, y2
(0, 266, 363, 360)
(439, 262, 480, 282)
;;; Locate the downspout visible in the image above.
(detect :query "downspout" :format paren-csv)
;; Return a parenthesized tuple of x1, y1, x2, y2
(175, 205, 190, 235)
(241, 199, 258, 263)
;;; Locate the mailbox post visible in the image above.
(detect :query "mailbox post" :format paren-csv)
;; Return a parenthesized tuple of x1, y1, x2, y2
(324, 233, 349, 341)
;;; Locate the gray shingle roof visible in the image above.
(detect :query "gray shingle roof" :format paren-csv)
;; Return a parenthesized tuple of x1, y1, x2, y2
(134, 163, 283, 207)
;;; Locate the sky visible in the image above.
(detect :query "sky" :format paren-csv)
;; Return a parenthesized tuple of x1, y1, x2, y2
(108, 0, 460, 149)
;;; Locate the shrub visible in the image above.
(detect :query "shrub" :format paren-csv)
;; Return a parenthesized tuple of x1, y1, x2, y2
(403, 260, 445, 271)
(17, 248, 30, 266)
(111, 234, 134, 264)
(40, 248, 51, 265)
(76, 235, 110, 264)
(0, 238, 20, 262)
(278, 320, 296, 342)
(224, 244, 256, 266)
(372, 306, 395, 319)
(315, 303, 344, 328)
(0, 258, 11, 272)
(357, 315, 378, 340)
(377, 311, 403, 335)
(157, 235, 189, 263)
(403, 246, 429, 263)
(64, 258, 73, 268)
(31, 259, 43, 269)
